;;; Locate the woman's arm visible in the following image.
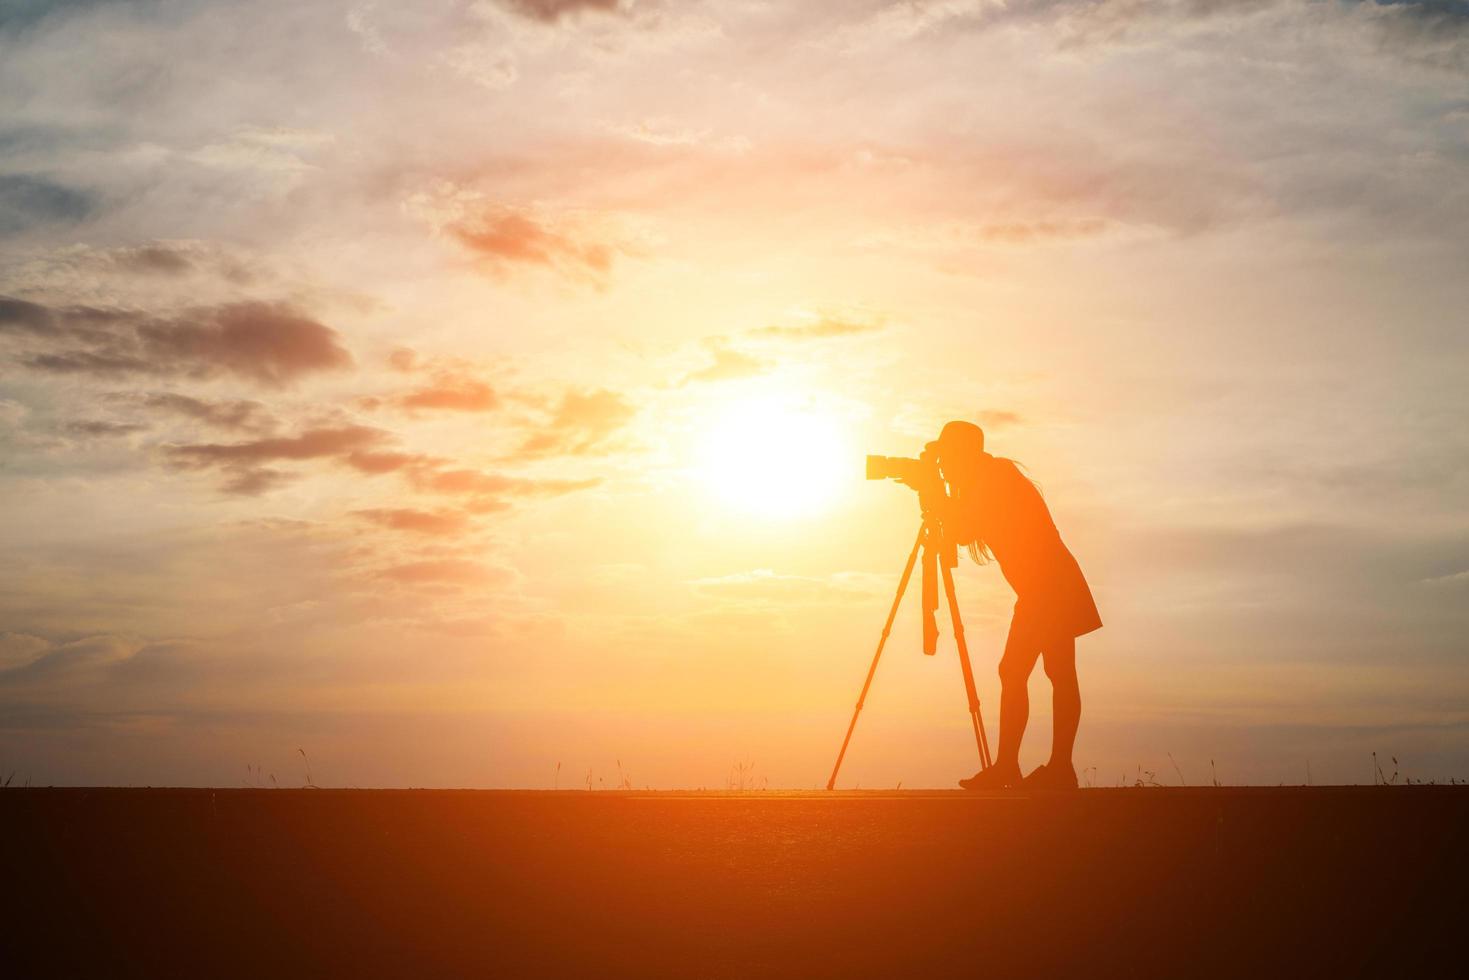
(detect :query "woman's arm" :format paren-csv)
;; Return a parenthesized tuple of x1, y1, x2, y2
(938, 486, 981, 546)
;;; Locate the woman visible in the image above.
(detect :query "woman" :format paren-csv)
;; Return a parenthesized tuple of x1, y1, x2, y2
(934, 420, 1101, 790)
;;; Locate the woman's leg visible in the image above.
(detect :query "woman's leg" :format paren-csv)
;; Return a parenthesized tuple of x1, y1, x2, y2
(995, 618, 1043, 771)
(1041, 637, 1080, 769)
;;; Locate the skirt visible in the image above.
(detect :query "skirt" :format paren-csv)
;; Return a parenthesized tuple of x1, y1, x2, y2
(1006, 548, 1102, 644)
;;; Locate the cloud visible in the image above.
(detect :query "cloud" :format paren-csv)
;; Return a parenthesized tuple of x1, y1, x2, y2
(446, 206, 618, 282)
(440, 39, 520, 91)
(352, 508, 472, 536)
(1372, 0, 1469, 72)
(497, 0, 626, 24)
(971, 218, 1114, 244)
(318, 435, 605, 510)
(674, 313, 886, 386)
(680, 343, 767, 384)
(164, 425, 389, 495)
(0, 632, 49, 672)
(164, 425, 389, 468)
(0, 298, 353, 386)
(860, 0, 1466, 72)
(128, 392, 278, 433)
(225, 429, 611, 509)
(406, 465, 600, 511)
(0, 242, 261, 296)
(220, 467, 295, 496)
(132, 303, 354, 385)
(0, 296, 53, 332)
(387, 347, 419, 372)
(512, 388, 635, 458)
(976, 409, 1023, 429)
(0, 174, 96, 234)
(844, 0, 1287, 50)
(854, 216, 1134, 264)
(108, 244, 195, 275)
(0, 397, 27, 427)
(396, 464, 602, 517)
(343, 450, 435, 475)
(374, 558, 514, 587)
(608, 117, 714, 147)
(1419, 568, 1469, 587)
(361, 355, 502, 414)
(90, 242, 256, 283)
(748, 313, 885, 342)
(395, 372, 500, 412)
(0, 0, 120, 34)
(59, 418, 148, 438)
(0, 634, 138, 685)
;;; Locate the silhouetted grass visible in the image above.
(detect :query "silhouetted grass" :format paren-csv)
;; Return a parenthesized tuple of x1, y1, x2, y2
(726, 760, 766, 792)
(1374, 752, 1399, 786)
(298, 748, 317, 789)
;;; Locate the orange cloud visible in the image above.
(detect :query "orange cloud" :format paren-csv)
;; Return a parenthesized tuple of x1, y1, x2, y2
(499, 0, 622, 23)
(352, 508, 471, 536)
(513, 388, 635, 458)
(396, 373, 500, 413)
(408, 466, 597, 499)
(447, 207, 616, 281)
(976, 409, 1023, 429)
(344, 450, 435, 475)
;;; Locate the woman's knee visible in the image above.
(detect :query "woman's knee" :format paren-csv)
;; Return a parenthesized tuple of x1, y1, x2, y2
(1041, 645, 1077, 684)
(998, 651, 1035, 685)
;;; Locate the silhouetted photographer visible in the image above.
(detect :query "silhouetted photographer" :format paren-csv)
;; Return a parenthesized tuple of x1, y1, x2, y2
(929, 421, 1101, 790)
(829, 420, 1100, 792)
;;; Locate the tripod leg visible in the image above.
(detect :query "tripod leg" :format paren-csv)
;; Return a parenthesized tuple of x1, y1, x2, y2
(941, 560, 992, 770)
(825, 524, 926, 791)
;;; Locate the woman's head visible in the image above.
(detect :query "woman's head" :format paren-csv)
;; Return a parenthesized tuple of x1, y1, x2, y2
(935, 419, 996, 563)
(936, 419, 986, 485)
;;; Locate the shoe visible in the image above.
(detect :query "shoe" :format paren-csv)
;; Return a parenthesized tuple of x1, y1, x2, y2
(958, 763, 1021, 791)
(1023, 762, 1079, 791)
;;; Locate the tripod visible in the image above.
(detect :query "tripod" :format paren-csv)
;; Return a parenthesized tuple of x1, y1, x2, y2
(825, 519, 993, 790)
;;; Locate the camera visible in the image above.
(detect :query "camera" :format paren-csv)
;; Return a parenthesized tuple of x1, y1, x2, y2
(865, 441, 943, 491)
(866, 454, 926, 483)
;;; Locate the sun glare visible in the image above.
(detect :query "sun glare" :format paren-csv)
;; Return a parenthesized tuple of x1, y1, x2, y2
(696, 394, 852, 519)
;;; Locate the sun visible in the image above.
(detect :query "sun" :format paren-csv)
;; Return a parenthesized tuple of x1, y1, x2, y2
(695, 393, 852, 519)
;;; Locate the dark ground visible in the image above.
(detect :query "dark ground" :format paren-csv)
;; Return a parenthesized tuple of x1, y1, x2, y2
(4, 786, 1466, 978)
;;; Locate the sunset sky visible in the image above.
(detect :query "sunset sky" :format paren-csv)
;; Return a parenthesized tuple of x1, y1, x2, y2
(2, 0, 1466, 788)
